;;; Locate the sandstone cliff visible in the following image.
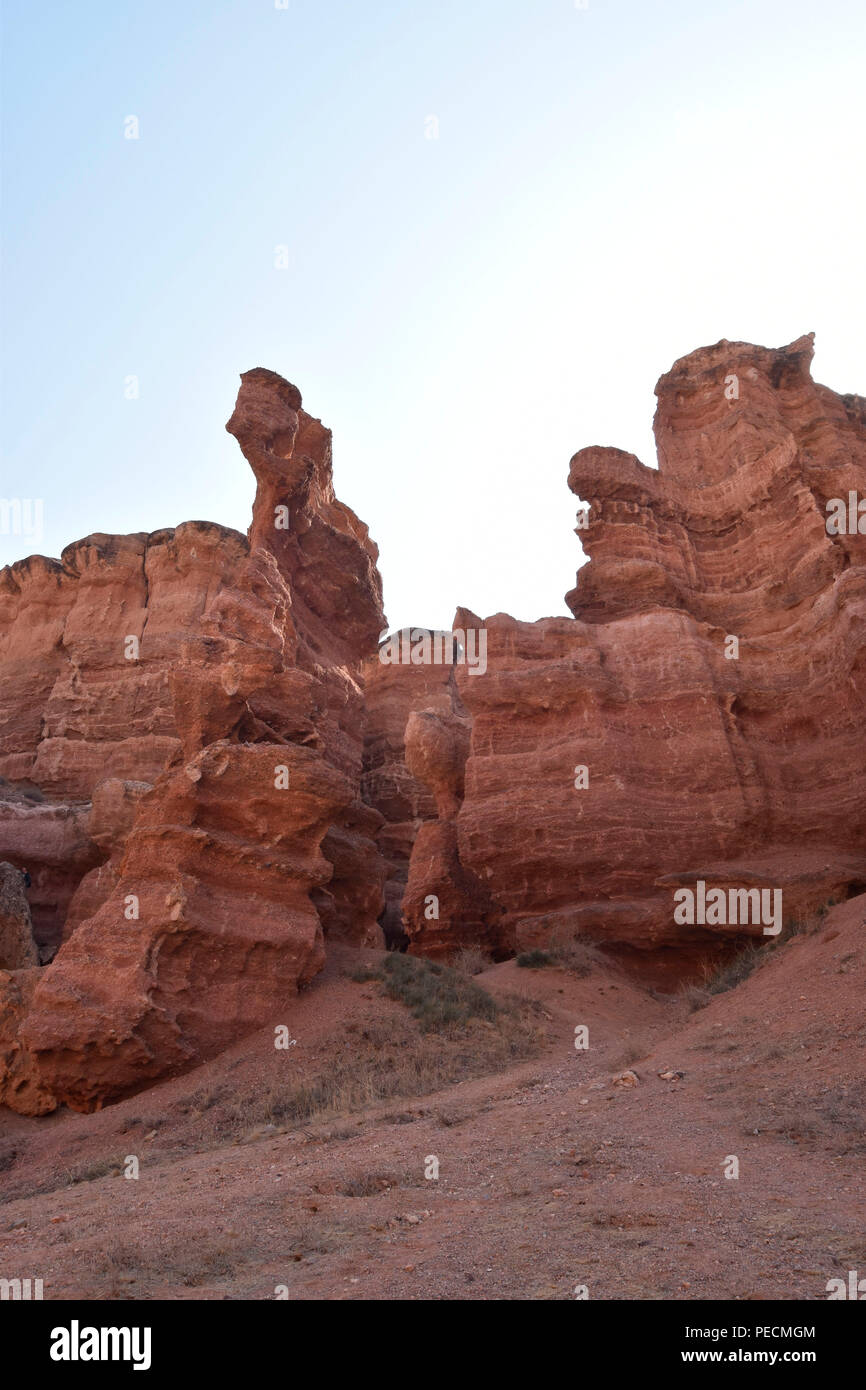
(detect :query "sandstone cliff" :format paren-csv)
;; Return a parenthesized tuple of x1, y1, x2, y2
(400, 336, 866, 977)
(0, 371, 386, 1111)
(0, 862, 37, 970)
(361, 639, 456, 947)
(1, 335, 863, 1112)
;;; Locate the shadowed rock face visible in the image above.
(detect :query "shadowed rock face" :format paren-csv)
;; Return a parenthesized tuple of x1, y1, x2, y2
(0, 862, 37, 970)
(361, 641, 456, 948)
(0, 370, 386, 1112)
(400, 336, 866, 979)
(401, 708, 504, 959)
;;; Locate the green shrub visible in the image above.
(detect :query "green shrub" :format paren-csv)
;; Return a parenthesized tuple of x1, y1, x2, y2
(516, 949, 553, 969)
(376, 952, 500, 1030)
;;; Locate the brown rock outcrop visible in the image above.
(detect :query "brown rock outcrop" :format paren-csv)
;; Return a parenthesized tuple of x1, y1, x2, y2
(2, 334, 864, 1108)
(20, 742, 351, 1110)
(404, 336, 866, 977)
(401, 708, 503, 958)
(0, 863, 37, 970)
(361, 640, 455, 946)
(0, 370, 387, 1111)
(0, 969, 54, 1114)
(0, 792, 96, 958)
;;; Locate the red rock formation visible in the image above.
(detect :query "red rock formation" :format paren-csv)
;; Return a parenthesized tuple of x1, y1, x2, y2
(0, 969, 54, 1114)
(0, 789, 96, 956)
(2, 335, 864, 1109)
(0, 863, 37, 970)
(405, 336, 866, 978)
(20, 743, 351, 1110)
(0, 371, 387, 1111)
(62, 779, 153, 944)
(401, 708, 503, 958)
(361, 640, 455, 946)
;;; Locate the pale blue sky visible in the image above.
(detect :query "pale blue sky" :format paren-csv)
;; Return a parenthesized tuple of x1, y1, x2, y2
(2, 0, 864, 629)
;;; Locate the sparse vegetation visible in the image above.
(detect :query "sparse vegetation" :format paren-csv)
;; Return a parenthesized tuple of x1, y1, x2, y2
(339, 1170, 403, 1197)
(100, 1230, 259, 1291)
(347, 965, 379, 983)
(516, 949, 553, 969)
(449, 945, 492, 976)
(363, 952, 501, 1030)
(703, 943, 764, 995)
(516, 928, 606, 977)
(678, 895, 845, 1017)
(181, 1086, 229, 1115)
(65, 1157, 118, 1186)
(741, 1080, 866, 1155)
(612, 1039, 649, 1068)
(547, 926, 607, 976)
(202, 964, 544, 1141)
(677, 902, 839, 1011)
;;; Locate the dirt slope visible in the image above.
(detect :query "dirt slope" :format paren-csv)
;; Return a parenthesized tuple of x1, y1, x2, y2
(1, 897, 863, 1301)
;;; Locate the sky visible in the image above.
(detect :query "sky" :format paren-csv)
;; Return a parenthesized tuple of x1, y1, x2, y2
(1, 0, 864, 631)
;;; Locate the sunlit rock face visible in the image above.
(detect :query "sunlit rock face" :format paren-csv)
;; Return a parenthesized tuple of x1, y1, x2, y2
(2, 336, 864, 1110)
(0, 370, 387, 1111)
(403, 337, 866, 980)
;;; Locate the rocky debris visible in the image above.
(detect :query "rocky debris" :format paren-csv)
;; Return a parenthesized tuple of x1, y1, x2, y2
(0, 862, 37, 970)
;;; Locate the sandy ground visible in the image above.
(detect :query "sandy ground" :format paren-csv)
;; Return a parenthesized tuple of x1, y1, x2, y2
(1, 896, 864, 1301)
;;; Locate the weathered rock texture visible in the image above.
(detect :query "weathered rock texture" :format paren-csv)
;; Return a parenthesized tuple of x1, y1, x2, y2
(361, 642, 455, 946)
(401, 708, 504, 959)
(0, 862, 37, 970)
(0, 370, 386, 1111)
(1, 335, 864, 1108)
(403, 336, 866, 977)
(0, 968, 55, 1114)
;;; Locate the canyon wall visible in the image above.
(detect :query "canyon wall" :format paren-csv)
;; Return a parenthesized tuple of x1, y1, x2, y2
(360, 641, 455, 947)
(0, 370, 387, 1111)
(1, 334, 864, 1111)
(401, 336, 866, 978)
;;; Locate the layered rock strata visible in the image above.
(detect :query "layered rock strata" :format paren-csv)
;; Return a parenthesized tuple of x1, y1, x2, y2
(360, 640, 455, 946)
(0, 370, 386, 1110)
(1, 335, 864, 1107)
(402, 336, 866, 976)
